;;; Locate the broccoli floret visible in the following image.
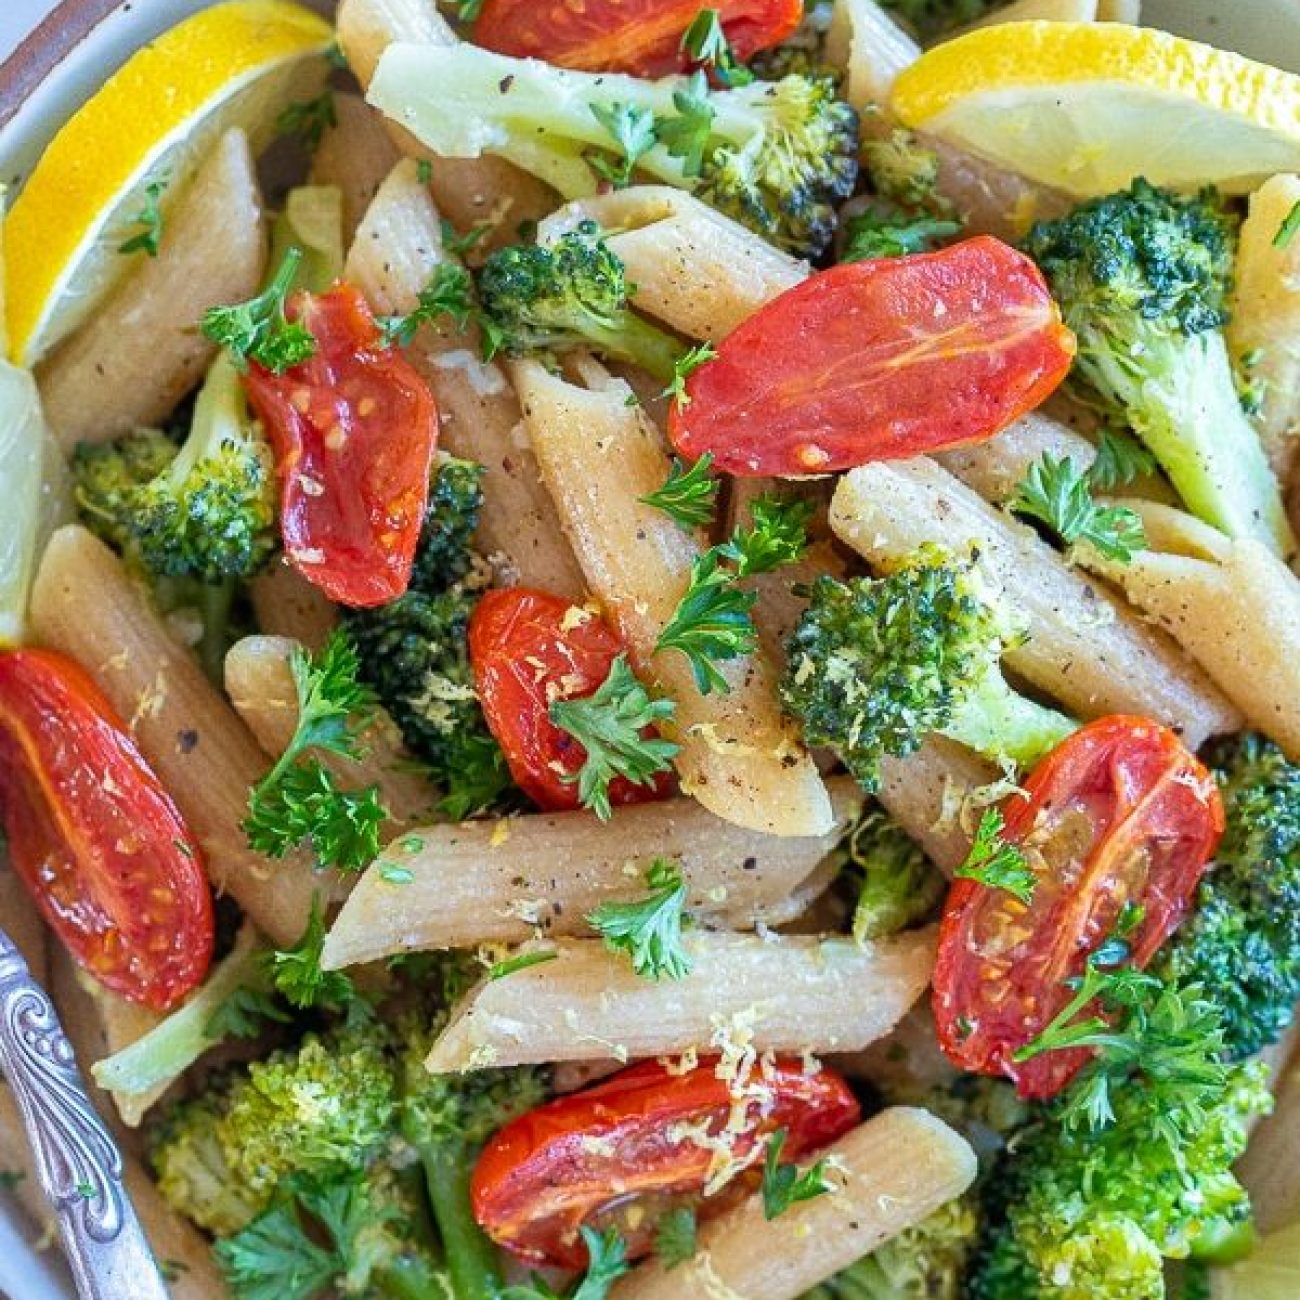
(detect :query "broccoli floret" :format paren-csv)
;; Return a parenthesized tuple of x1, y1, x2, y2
(1155, 733, 1300, 1059)
(861, 129, 948, 212)
(410, 455, 486, 594)
(878, 0, 1002, 42)
(368, 45, 859, 258)
(398, 1011, 547, 1300)
(71, 428, 179, 553)
(968, 982, 1271, 1300)
(750, 0, 839, 83)
(833, 804, 947, 943)
(802, 1196, 979, 1299)
(342, 457, 512, 819)
(478, 222, 682, 381)
(781, 545, 1075, 791)
(214, 1164, 448, 1300)
(1023, 179, 1294, 554)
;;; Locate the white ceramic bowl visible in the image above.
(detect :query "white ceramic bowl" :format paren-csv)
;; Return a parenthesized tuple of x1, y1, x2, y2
(1, 1, 1298, 1295)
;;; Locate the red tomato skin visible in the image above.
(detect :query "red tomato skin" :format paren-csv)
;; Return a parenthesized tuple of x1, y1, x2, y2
(669, 236, 1076, 477)
(469, 587, 675, 813)
(244, 283, 439, 609)
(471, 1056, 860, 1268)
(933, 715, 1224, 1100)
(472, 0, 803, 76)
(0, 649, 213, 1011)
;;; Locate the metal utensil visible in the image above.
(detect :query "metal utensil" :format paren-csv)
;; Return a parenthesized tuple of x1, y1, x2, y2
(0, 927, 169, 1300)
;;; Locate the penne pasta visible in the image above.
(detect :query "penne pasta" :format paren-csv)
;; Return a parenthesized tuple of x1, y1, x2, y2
(611, 1108, 977, 1300)
(1226, 173, 1300, 480)
(830, 459, 1241, 747)
(539, 187, 807, 341)
(309, 91, 403, 243)
(321, 777, 863, 968)
(29, 526, 323, 945)
(345, 161, 586, 597)
(1077, 501, 1300, 761)
(425, 927, 938, 1072)
(825, 0, 921, 109)
(36, 129, 265, 451)
(878, 737, 998, 874)
(224, 634, 434, 827)
(336, 0, 555, 244)
(511, 356, 834, 837)
(249, 560, 338, 651)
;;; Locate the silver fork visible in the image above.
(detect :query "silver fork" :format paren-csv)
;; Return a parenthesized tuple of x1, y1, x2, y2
(0, 927, 169, 1300)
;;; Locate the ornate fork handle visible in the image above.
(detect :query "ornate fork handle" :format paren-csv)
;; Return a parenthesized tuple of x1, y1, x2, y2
(0, 928, 170, 1300)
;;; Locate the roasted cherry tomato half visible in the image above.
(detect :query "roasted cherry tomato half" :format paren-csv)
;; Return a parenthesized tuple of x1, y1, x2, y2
(472, 0, 803, 77)
(933, 715, 1224, 1100)
(244, 282, 439, 609)
(0, 649, 213, 1011)
(468, 586, 675, 813)
(669, 236, 1075, 477)
(471, 1055, 860, 1268)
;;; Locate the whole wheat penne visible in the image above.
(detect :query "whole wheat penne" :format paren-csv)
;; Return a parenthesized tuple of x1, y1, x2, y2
(37, 129, 265, 451)
(612, 1108, 977, 1300)
(830, 459, 1241, 747)
(336, 0, 555, 245)
(938, 410, 1175, 506)
(1239, 1033, 1300, 1233)
(224, 635, 434, 827)
(345, 162, 586, 597)
(322, 777, 862, 968)
(1077, 501, 1300, 761)
(310, 91, 403, 243)
(426, 927, 937, 1071)
(249, 560, 338, 650)
(29, 526, 323, 945)
(878, 737, 998, 874)
(1227, 174, 1300, 480)
(539, 187, 807, 341)
(0, 857, 46, 983)
(512, 356, 833, 837)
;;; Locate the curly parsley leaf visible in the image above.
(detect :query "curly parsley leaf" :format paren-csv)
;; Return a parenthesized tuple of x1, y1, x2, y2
(441, 217, 493, 259)
(1088, 428, 1158, 491)
(841, 204, 961, 261)
(761, 1128, 833, 1221)
(377, 264, 477, 347)
(118, 176, 168, 258)
(588, 102, 659, 188)
(549, 655, 680, 821)
(1010, 451, 1146, 563)
(680, 8, 754, 86)
(660, 341, 717, 407)
(640, 451, 720, 529)
(656, 548, 758, 694)
(502, 1227, 630, 1300)
(588, 859, 692, 981)
(721, 494, 813, 576)
(656, 72, 717, 179)
(489, 950, 559, 981)
(266, 895, 357, 1011)
(276, 92, 337, 149)
(654, 1206, 698, 1269)
(953, 808, 1036, 905)
(202, 247, 316, 373)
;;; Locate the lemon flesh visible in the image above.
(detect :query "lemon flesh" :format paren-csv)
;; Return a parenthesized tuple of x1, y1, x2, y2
(4, 0, 332, 367)
(1211, 1220, 1300, 1300)
(891, 21, 1300, 198)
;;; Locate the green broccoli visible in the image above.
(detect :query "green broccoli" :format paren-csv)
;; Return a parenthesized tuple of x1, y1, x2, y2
(342, 457, 512, 819)
(71, 428, 179, 554)
(1023, 179, 1294, 555)
(398, 1011, 548, 1300)
(367, 45, 859, 257)
(781, 545, 1075, 791)
(1155, 733, 1300, 1060)
(802, 1196, 979, 1299)
(833, 804, 947, 943)
(750, 0, 839, 83)
(214, 1164, 448, 1300)
(878, 0, 1002, 42)
(477, 222, 682, 381)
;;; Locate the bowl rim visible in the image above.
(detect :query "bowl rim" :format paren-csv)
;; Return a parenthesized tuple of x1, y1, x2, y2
(0, 0, 120, 131)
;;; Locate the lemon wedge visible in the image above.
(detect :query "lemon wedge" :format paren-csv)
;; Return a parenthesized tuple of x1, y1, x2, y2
(891, 21, 1300, 198)
(4, 0, 332, 368)
(1211, 1220, 1300, 1300)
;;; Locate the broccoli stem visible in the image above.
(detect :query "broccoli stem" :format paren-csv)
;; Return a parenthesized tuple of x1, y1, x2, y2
(375, 1256, 454, 1300)
(941, 668, 1076, 771)
(419, 1142, 503, 1300)
(585, 312, 683, 384)
(196, 579, 236, 684)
